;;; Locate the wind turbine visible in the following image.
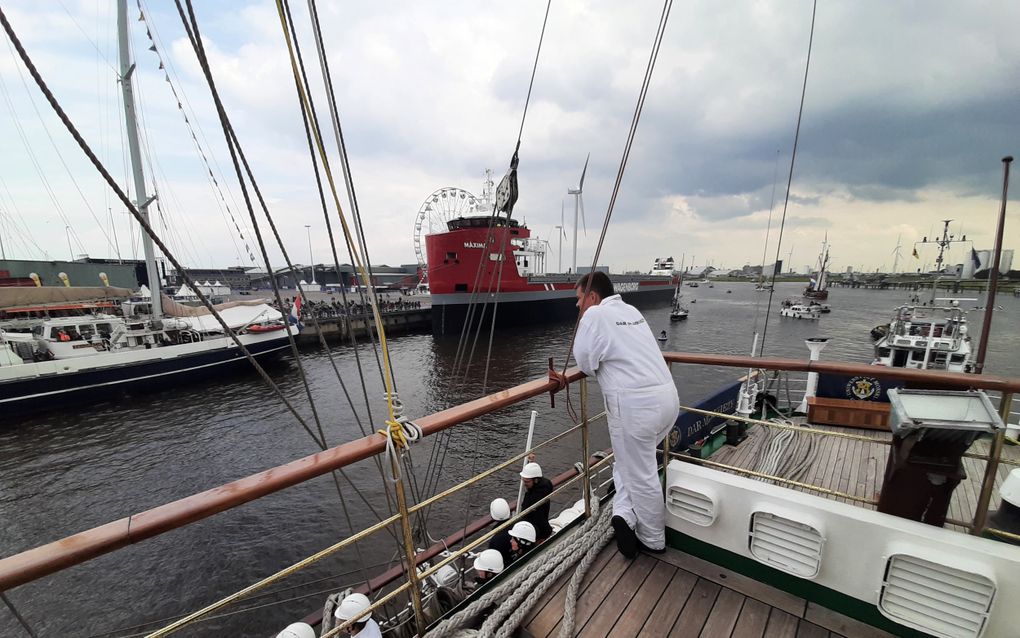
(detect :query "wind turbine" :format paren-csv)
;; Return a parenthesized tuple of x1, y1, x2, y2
(568, 154, 589, 274)
(890, 233, 904, 274)
(554, 200, 567, 273)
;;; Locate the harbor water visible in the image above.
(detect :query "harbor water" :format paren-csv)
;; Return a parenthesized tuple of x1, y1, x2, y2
(2, 283, 1019, 636)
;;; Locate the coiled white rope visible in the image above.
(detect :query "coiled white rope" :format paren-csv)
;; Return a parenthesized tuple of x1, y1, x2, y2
(426, 496, 613, 638)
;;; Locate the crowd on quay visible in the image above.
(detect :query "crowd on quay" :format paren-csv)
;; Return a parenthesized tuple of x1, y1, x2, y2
(275, 294, 423, 319)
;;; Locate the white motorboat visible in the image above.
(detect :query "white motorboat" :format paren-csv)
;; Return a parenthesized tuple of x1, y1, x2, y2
(780, 299, 821, 319)
(872, 300, 973, 372)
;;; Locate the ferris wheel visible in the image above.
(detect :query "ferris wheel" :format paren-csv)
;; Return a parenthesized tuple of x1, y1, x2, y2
(413, 186, 482, 278)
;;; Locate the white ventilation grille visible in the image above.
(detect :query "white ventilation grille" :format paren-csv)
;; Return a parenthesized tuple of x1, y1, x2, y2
(666, 485, 715, 526)
(879, 554, 994, 638)
(748, 511, 823, 578)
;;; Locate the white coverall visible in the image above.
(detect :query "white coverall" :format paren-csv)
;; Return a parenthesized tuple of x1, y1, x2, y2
(354, 618, 383, 638)
(573, 294, 679, 549)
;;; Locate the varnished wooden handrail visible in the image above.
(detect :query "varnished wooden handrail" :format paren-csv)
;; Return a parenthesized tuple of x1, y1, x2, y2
(3, 352, 1017, 592)
(662, 352, 1020, 393)
(0, 368, 585, 591)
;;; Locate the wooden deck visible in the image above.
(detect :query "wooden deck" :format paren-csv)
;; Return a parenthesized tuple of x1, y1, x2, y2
(521, 543, 893, 638)
(707, 421, 1020, 531)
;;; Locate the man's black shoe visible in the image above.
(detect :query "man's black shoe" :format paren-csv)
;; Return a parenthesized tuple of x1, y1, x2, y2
(637, 539, 667, 554)
(612, 515, 638, 559)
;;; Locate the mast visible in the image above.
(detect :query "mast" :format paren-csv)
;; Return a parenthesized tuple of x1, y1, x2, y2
(974, 156, 1013, 374)
(818, 242, 829, 291)
(118, 0, 162, 316)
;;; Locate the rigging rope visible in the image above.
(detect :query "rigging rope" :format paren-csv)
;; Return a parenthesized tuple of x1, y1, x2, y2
(177, 3, 407, 585)
(758, 0, 818, 357)
(0, 3, 318, 448)
(750, 148, 781, 341)
(559, 0, 674, 423)
(174, 0, 343, 472)
(280, 0, 414, 565)
(136, 2, 257, 264)
(264, 0, 404, 450)
(304, 0, 393, 398)
(1, 18, 404, 636)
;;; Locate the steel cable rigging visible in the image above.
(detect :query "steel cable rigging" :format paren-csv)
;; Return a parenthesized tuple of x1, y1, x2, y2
(558, 0, 675, 424)
(758, 0, 819, 357)
(174, 1, 407, 566)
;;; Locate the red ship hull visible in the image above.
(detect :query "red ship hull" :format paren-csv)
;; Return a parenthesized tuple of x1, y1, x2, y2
(425, 217, 675, 335)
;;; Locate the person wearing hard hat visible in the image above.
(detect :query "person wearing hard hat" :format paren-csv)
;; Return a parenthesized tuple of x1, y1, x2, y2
(519, 462, 554, 541)
(334, 592, 383, 637)
(508, 521, 537, 560)
(487, 498, 515, 566)
(277, 623, 316, 638)
(472, 548, 504, 586)
(550, 271, 679, 559)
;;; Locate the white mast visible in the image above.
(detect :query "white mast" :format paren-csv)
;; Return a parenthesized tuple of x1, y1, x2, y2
(118, 0, 161, 316)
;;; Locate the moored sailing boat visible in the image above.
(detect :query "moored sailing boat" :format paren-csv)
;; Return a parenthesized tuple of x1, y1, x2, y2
(0, 1, 290, 416)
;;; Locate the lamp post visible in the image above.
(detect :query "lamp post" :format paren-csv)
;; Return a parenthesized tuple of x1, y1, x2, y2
(304, 224, 316, 285)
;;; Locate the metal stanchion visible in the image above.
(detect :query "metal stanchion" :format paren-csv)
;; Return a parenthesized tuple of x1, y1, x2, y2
(972, 392, 1013, 535)
(581, 378, 592, 518)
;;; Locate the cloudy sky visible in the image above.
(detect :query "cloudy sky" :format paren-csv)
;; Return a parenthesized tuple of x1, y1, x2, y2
(0, 0, 1017, 277)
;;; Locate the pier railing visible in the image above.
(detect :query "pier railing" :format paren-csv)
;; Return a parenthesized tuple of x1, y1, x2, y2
(2, 353, 1020, 635)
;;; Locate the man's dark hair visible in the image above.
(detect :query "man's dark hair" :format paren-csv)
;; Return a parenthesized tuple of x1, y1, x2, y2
(576, 271, 614, 299)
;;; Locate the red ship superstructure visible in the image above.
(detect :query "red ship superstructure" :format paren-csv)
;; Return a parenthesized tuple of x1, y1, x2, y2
(425, 215, 675, 335)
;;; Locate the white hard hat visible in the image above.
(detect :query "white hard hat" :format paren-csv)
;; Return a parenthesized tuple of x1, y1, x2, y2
(1001, 468, 1020, 508)
(520, 462, 543, 479)
(489, 498, 511, 521)
(277, 623, 316, 638)
(335, 592, 372, 623)
(509, 521, 537, 543)
(473, 548, 504, 574)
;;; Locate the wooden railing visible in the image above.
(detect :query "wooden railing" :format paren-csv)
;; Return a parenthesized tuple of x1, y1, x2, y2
(1, 352, 1018, 633)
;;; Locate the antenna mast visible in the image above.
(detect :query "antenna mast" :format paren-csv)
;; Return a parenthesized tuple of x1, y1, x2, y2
(914, 219, 968, 274)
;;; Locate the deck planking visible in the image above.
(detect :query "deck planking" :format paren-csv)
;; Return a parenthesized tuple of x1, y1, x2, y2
(708, 420, 1019, 529)
(522, 544, 892, 638)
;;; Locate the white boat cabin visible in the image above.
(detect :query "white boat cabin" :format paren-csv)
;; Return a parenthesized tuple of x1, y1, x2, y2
(780, 300, 821, 319)
(873, 302, 973, 372)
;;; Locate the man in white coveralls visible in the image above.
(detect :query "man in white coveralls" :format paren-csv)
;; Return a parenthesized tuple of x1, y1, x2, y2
(551, 271, 680, 558)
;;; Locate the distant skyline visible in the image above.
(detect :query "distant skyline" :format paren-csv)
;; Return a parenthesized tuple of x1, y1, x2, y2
(0, 1, 1017, 277)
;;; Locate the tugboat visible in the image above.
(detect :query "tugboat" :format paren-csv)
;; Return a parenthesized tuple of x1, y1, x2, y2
(872, 300, 974, 372)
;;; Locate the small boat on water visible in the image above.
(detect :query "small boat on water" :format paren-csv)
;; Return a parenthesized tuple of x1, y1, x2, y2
(780, 299, 821, 319)
(872, 300, 974, 372)
(669, 271, 689, 321)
